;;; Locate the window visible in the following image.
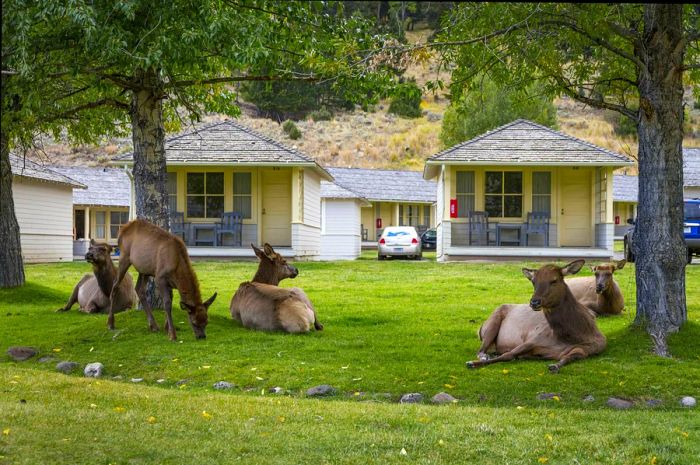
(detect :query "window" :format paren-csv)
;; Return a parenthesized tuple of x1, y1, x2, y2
(110, 211, 130, 239)
(75, 210, 85, 239)
(167, 172, 178, 213)
(95, 211, 106, 239)
(232, 172, 252, 219)
(186, 172, 224, 218)
(456, 171, 475, 218)
(407, 204, 420, 226)
(532, 172, 551, 214)
(423, 205, 431, 226)
(485, 171, 522, 218)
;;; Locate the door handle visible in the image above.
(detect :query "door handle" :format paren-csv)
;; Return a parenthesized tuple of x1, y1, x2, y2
(262, 208, 266, 215)
(561, 208, 564, 215)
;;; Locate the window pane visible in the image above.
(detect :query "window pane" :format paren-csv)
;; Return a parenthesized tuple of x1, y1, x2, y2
(533, 195, 551, 214)
(485, 195, 502, 217)
(504, 172, 522, 194)
(423, 206, 430, 226)
(110, 225, 120, 238)
(121, 211, 130, 223)
(110, 211, 120, 225)
(533, 172, 551, 195)
(457, 171, 475, 194)
(168, 172, 178, 195)
(504, 195, 522, 217)
(206, 196, 224, 219)
(233, 172, 252, 194)
(187, 196, 205, 217)
(95, 210, 105, 239)
(233, 196, 252, 219)
(187, 173, 204, 195)
(206, 173, 224, 194)
(485, 172, 502, 194)
(169, 195, 178, 214)
(457, 194, 475, 218)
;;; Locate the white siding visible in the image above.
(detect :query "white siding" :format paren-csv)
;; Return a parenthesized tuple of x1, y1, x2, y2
(292, 223, 321, 260)
(303, 170, 321, 228)
(320, 199, 362, 260)
(685, 187, 700, 199)
(435, 166, 446, 260)
(291, 169, 322, 259)
(12, 178, 74, 262)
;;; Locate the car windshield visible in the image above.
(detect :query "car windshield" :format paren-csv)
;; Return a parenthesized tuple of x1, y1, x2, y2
(685, 202, 700, 221)
(424, 230, 436, 238)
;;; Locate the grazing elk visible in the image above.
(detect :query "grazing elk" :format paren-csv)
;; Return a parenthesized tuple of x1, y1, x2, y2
(467, 260, 606, 373)
(567, 260, 626, 316)
(108, 219, 217, 340)
(57, 239, 137, 314)
(230, 243, 323, 333)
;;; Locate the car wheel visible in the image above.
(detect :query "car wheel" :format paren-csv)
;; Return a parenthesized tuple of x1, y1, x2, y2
(416, 253, 423, 260)
(624, 239, 635, 263)
(378, 254, 385, 261)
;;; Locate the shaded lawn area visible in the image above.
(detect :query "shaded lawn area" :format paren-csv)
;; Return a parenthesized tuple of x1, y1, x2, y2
(1, 259, 699, 464)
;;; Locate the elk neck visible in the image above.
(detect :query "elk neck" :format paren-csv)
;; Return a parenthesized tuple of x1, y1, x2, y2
(93, 259, 117, 298)
(252, 266, 280, 286)
(542, 287, 599, 343)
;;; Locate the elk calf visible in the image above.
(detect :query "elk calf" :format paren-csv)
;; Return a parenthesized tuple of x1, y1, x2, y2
(467, 260, 606, 373)
(109, 219, 217, 340)
(230, 244, 322, 333)
(57, 240, 137, 314)
(567, 260, 626, 315)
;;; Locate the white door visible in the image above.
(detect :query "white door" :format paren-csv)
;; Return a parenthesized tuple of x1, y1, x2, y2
(559, 168, 592, 246)
(261, 169, 292, 246)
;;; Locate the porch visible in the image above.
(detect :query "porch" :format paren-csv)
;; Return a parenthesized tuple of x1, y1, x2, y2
(187, 246, 294, 259)
(442, 245, 613, 262)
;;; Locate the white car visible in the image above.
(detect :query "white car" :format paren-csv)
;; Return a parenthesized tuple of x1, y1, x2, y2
(378, 226, 422, 260)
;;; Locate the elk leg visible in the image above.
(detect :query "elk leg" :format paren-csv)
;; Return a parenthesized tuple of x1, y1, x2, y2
(108, 255, 131, 330)
(548, 347, 587, 373)
(57, 274, 91, 312)
(135, 273, 159, 332)
(157, 277, 176, 341)
(466, 341, 534, 369)
(475, 305, 508, 360)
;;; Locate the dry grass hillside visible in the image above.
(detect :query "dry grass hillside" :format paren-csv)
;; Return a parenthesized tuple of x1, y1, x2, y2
(33, 26, 699, 171)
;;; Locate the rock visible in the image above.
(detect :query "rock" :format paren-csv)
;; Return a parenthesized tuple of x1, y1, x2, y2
(306, 385, 335, 397)
(156, 379, 166, 384)
(268, 386, 284, 394)
(112, 376, 123, 380)
(213, 381, 235, 390)
(176, 379, 190, 386)
(399, 393, 424, 404)
(537, 392, 561, 401)
(425, 112, 442, 122)
(7, 346, 38, 361)
(56, 361, 79, 374)
(131, 378, 144, 383)
(582, 395, 595, 403)
(606, 397, 634, 409)
(431, 392, 457, 404)
(680, 396, 696, 408)
(646, 399, 663, 407)
(38, 356, 57, 363)
(83, 362, 104, 378)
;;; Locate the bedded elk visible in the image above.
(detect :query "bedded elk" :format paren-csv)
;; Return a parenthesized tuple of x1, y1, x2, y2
(230, 244, 323, 333)
(567, 260, 626, 316)
(467, 260, 606, 373)
(108, 219, 217, 340)
(57, 240, 137, 314)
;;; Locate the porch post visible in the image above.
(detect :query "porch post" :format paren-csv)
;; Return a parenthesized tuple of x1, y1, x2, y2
(84, 206, 91, 239)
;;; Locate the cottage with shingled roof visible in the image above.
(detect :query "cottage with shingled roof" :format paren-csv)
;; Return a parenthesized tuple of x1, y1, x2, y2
(319, 180, 370, 260)
(423, 119, 634, 261)
(10, 155, 85, 263)
(613, 174, 638, 237)
(114, 120, 332, 259)
(684, 148, 700, 199)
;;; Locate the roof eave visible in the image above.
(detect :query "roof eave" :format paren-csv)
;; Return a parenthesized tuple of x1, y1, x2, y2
(424, 160, 634, 167)
(13, 173, 86, 189)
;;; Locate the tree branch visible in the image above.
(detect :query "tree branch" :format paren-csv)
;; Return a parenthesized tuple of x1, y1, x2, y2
(166, 74, 319, 89)
(553, 75, 638, 119)
(49, 98, 129, 121)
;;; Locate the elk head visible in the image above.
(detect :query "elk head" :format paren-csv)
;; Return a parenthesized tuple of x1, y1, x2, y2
(522, 260, 585, 311)
(85, 239, 113, 268)
(590, 260, 626, 294)
(180, 292, 217, 339)
(252, 243, 298, 284)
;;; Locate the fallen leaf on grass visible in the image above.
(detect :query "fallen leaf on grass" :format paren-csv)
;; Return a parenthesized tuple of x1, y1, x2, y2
(444, 384, 454, 389)
(277, 416, 285, 423)
(89, 404, 97, 408)
(552, 396, 560, 402)
(201, 411, 212, 420)
(538, 457, 548, 464)
(544, 434, 553, 442)
(2, 428, 9, 436)
(399, 448, 408, 456)
(113, 407, 125, 413)
(438, 439, 445, 446)
(52, 348, 61, 353)
(147, 416, 156, 424)
(501, 369, 509, 374)
(650, 456, 657, 465)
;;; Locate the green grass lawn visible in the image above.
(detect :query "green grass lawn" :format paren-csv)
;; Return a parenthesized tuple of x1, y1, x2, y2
(1, 259, 699, 464)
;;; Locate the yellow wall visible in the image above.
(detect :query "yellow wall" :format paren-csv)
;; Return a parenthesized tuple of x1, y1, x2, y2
(82, 206, 130, 243)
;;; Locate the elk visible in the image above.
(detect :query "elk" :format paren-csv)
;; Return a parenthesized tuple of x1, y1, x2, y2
(467, 260, 606, 373)
(108, 219, 217, 340)
(230, 243, 323, 333)
(567, 260, 626, 316)
(57, 239, 137, 314)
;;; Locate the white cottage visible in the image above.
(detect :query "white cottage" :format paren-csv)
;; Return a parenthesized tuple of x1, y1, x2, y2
(10, 155, 85, 263)
(320, 181, 370, 260)
(684, 148, 700, 199)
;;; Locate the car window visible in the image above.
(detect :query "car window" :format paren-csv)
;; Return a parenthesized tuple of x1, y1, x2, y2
(684, 202, 700, 221)
(386, 231, 410, 237)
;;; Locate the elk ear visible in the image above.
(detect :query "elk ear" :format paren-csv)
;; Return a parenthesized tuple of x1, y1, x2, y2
(252, 244, 266, 260)
(561, 259, 585, 276)
(180, 302, 195, 313)
(263, 243, 275, 257)
(522, 268, 536, 282)
(615, 259, 627, 270)
(203, 292, 217, 309)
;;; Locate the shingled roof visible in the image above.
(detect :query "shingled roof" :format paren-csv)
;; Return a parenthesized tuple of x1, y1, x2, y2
(52, 166, 130, 208)
(613, 174, 638, 202)
(10, 155, 85, 189)
(114, 120, 331, 179)
(684, 147, 700, 188)
(424, 119, 633, 179)
(326, 167, 436, 203)
(320, 181, 371, 206)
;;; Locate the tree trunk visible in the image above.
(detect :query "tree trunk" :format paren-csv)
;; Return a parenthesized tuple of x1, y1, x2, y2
(0, 131, 26, 288)
(633, 4, 687, 356)
(130, 68, 169, 310)
(0, 75, 26, 288)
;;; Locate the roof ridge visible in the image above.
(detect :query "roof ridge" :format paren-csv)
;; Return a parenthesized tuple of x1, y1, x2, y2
(326, 166, 424, 174)
(219, 119, 316, 164)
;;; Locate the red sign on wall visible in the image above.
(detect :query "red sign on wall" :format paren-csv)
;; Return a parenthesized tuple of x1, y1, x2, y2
(450, 199, 458, 218)
(376, 218, 382, 229)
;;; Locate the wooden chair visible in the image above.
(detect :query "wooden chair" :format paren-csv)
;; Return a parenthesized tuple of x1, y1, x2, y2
(468, 211, 494, 246)
(525, 212, 550, 246)
(216, 212, 243, 246)
(169, 211, 188, 243)
(361, 224, 368, 241)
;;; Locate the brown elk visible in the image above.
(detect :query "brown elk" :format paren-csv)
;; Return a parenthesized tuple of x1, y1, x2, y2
(467, 260, 606, 373)
(567, 260, 626, 316)
(108, 219, 217, 340)
(230, 244, 323, 333)
(57, 239, 137, 314)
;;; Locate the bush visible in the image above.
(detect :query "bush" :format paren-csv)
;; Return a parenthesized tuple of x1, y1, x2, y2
(605, 110, 638, 138)
(388, 80, 423, 119)
(309, 106, 332, 121)
(282, 120, 302, 140)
